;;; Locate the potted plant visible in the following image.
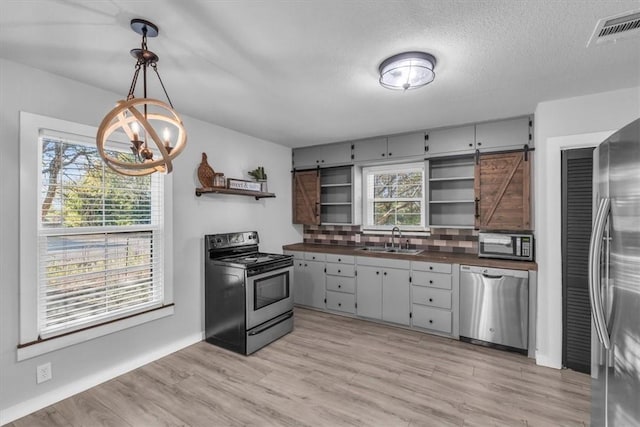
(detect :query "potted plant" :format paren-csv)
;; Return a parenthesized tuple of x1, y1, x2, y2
(248, 166, 268, 192)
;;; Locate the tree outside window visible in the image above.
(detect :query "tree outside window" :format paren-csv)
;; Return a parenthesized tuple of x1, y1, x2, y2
(364, 163, 425, 230)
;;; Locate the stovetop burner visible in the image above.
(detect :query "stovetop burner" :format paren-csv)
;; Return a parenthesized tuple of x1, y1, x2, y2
(220, 253, 286, 265)
(205, 231, 293, 274)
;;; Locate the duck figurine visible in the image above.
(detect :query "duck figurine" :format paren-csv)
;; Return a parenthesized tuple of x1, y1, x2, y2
(197, 152, 215, 188)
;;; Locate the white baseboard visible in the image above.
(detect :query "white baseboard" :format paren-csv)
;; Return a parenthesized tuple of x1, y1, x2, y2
(535, 352, 562, 369)
(1, 332, 204, 426)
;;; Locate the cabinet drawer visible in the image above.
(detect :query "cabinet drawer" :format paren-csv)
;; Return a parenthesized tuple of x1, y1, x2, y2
(326, 263, 355, 277)
(412, 305, 452, 334)
(412, 271, 452, 290)
(325, 254, 355, 264)
(412, 286, 451, 309)
(326, 276, 355, 294)
(284, 250, 303, 260)
(357, 256, 410, 270)
(304, 252, 326, 262)
(412, 261, 452, 274)
(326, 291, 356, 314)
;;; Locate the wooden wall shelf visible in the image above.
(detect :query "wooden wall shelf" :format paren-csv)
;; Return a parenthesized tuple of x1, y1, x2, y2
(195, 187, 276, 200)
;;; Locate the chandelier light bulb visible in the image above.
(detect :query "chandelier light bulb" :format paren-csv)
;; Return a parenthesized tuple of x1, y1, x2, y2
(131, 121, 141, 140)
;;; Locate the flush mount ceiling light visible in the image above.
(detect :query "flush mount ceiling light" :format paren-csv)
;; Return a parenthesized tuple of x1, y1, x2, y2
(379, 51, 437, 91)
(96, 19, 187, 176)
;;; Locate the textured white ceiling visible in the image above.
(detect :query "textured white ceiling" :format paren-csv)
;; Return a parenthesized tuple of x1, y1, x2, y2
(1, 0, 639, 147)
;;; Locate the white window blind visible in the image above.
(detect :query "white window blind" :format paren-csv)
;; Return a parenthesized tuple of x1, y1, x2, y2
(37, 133, 164, 338)
(363, 163, 425, 230)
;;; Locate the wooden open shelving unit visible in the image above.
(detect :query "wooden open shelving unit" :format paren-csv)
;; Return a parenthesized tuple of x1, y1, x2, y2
(195, 187, 276, 200)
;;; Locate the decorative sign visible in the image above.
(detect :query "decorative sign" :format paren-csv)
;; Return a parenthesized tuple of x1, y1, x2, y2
(227, 179, 262, 192)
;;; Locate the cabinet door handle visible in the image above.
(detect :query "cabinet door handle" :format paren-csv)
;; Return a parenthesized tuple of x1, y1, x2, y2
(304, 263, 308, 267)
(388, 152, 392, 156)
(429, 319, 433, 324)
(338, 303, 342, 307)
(376, 271, 379, 275)
(338, 284, 342, 288)
(338, 269, 341, 273)
(429, 280, 433, 284)
(477, 142, 482, 146)
(338, 258, 341, 262)
(428, 298, 433, 302)
(468, 143, 473, 147)
(381, 153, 386, 157)
(429, 266, 433, 271)
(383, 272, 387, 276)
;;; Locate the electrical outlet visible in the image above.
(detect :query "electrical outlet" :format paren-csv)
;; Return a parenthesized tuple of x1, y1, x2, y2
(36, 362, 52, 384)
(355, 233, 361, 243)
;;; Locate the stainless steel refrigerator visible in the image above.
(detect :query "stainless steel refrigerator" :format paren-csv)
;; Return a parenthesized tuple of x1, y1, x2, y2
(589, 118, 640, 426)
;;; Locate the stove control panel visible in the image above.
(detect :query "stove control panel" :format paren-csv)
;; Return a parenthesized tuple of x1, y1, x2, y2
(206, 231, 259, 249)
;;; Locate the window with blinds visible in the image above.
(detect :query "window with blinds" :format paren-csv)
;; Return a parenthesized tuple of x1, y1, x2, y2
(362, 163, 425, 230)
(38, 134, 164, 338)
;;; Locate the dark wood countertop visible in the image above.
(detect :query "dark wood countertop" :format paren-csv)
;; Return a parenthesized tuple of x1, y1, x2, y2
(283, 243, 537, 271)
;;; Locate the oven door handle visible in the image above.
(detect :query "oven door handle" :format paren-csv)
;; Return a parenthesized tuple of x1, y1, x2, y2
(248, 311, 293, 336)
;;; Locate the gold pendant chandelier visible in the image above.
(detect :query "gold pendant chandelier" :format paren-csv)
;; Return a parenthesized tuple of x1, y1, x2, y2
(96, 19, 187, 176)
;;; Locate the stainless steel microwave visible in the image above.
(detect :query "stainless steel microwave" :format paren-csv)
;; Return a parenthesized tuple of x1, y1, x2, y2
(478, 232, 534, 261)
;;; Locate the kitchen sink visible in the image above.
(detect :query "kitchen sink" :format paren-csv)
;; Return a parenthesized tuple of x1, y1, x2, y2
(357, 247, 423, 255)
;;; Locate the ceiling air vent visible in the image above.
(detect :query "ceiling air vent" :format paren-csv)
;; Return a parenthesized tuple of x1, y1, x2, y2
(588, 10, 640, 47)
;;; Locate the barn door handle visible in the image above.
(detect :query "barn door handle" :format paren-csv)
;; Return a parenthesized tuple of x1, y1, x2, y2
(474, 198, 480, 219)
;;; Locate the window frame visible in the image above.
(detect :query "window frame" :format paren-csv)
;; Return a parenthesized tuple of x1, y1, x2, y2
(361, 162, 426, 231)
(18, 112, 174, 361)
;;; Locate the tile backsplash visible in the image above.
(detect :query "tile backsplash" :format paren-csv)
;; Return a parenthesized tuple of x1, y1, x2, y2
(303, 225, 478, 254)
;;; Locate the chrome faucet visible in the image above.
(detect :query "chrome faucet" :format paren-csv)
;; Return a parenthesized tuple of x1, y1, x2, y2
(391, 226, 402, 249)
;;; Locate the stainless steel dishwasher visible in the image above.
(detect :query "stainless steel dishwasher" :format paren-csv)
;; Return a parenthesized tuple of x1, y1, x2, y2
(459, 265, 529, 352)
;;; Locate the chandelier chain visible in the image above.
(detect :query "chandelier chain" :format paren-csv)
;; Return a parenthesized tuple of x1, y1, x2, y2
(151, 63, 174, 109)
(127, 62, 142, 100)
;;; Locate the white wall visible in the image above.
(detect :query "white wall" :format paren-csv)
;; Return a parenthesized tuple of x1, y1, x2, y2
(0, 58, 302, 422)
(534, 86, 640, 368)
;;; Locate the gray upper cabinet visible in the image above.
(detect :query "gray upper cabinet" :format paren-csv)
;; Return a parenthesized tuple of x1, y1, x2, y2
(475, 116, 532, 152)
(386, 132, 425, 159)
(353, 133, 424, 162)
(293, 141, 352, 169)
(352, 137, 388, 162)
(426, 125, 476, 158)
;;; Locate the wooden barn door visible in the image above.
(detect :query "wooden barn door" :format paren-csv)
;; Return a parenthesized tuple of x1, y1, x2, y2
(474, 151, 531, 230)
(292, 170, 320, 225)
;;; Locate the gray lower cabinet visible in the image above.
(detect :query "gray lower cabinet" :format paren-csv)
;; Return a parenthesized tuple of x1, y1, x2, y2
(326, 291, 356, 314)
(357, 257, 411, 325)
(355, 264, 382, 319)
(287, 251, 326, 309)
(288, 249, 460, 339)
(411, 261, 458, 337)
(325, 255, 356, 314)
(412, 305, 452, 333)
(306, 260, 326, 309)
(382, 268, 411, 325)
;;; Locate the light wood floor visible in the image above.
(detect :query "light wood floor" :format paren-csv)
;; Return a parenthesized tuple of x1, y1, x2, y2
(11, 308, 590, 426)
